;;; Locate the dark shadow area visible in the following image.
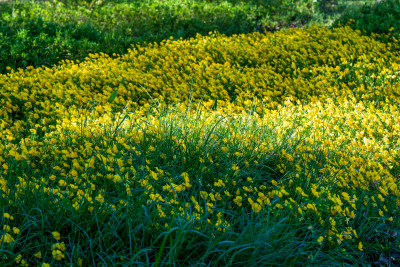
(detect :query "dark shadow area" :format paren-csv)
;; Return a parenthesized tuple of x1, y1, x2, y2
(0, 16, 106, 73)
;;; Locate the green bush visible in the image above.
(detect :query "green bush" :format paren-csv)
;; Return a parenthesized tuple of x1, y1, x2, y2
(334, 0, 400, 37)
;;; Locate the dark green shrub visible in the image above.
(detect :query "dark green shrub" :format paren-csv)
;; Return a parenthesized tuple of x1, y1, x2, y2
(334, 0, 400, 37)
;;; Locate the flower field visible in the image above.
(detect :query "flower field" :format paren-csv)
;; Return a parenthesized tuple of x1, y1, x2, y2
(1, 25, 400, 265)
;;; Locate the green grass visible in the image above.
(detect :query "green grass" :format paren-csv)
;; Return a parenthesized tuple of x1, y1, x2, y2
(2, 95, 399, 265)
(0, 100, 375, 265)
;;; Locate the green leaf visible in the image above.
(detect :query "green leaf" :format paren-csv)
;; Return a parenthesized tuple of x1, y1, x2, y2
(108, 90, 118, 103)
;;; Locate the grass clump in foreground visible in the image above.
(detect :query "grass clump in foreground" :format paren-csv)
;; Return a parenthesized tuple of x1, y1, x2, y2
(0, 26, 400, 265)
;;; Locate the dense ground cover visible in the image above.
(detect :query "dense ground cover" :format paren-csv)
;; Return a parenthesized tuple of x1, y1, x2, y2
(1, 25, 400, 265)
(0, 0, 399, 73)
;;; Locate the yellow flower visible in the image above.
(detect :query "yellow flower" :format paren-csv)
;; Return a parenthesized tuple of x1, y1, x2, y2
(88, 157, 96, 168)
(1, 233, 15, 244)
(214, 179, 225, 187)
(15, 254, 22, 263)
(71, 169, 78, 177)
(149, 193, 165, 202)
(52, 242, 66, 251)
(52, 249, 64, 260)
(248, 198, 262, 212)
(358, 242, 363, 251)
(34, 251, 42, 259)
(95, 194, 105, 203)
(113, 174, 121, 183)
(298, 207, 303, 214)
(52, 231, 61, 240)
(317, 236, 324, 244)
(233, 196, 242, 207)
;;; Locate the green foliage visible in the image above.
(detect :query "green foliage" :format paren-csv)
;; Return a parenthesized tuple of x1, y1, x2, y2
(334, 0, 400, 37)
(0, 12, 104, 72)
(108, 90, 118, 103)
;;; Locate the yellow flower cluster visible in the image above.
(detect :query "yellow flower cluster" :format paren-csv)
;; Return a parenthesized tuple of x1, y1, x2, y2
(1, 26, 399, 136)
(0, 25, 399, 263)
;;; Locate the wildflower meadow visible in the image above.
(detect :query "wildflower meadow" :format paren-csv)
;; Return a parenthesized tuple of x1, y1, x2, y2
(1, 0, 400, 266)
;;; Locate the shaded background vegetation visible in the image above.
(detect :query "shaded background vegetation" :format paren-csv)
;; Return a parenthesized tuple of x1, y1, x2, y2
(0, 0, 398, 73)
